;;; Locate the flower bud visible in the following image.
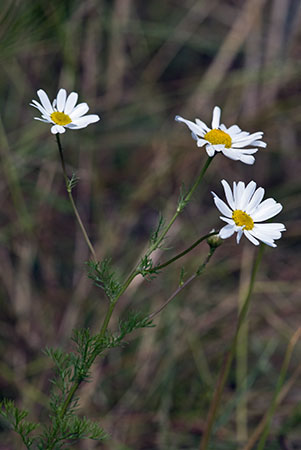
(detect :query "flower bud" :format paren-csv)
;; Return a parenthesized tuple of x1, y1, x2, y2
(207, 231, 223, 248)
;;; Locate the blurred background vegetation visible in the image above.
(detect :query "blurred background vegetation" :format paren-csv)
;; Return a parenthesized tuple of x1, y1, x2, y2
(0, 0, 300, 448)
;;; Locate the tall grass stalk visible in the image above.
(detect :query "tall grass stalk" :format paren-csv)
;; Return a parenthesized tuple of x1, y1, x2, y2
(200, 244, 265, 450)
(255, 327, 301, 450)
(236, 247, 254, 443)
(242, 356, 301, 450)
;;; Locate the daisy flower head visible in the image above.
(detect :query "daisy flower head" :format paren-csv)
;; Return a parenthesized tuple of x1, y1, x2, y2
(30, 89, 100, 134)
(212, 180, 285, 247)
(175, 106, 266, 165)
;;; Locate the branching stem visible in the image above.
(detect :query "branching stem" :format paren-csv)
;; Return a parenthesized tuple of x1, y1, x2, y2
(57, 155, 214, 427)
(148, 245, 217, 320)
(152, 231, 217, 272)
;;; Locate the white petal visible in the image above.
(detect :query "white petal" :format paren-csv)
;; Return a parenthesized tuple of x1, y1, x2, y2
(246, 187, 265, 214)
(232, 138, 260, 148)
(196, 138, 208, 147)
(239, 154, 255, 165)
(240, 181, 257, 209)
(232, 141, 258, 149)
(221, 180, 235, 209)
(233, 131, 250, 139)
(237, 148, 258, 154)
(220, 216, 234, 224)
(252, 140, 267, 148)
(195, 118, 210, 132)
(253, 223, 286, 232)
(219, 224, 235, 239)
(236, 228, 244, 244)
(212, 192, 233, 217)
(206, 145, 215, 157)
(51, 124, 65, 134)
(56, 89, 67, 112)
(233, 131, 264, 144)
(70, 103, 89, 119)
(244, 230, 260, 246)
(234, 181, 245, 209)
(175, 115, 206, 138)
(232, 142, 256, 149)
(233, 182, 237, 205)
(226, 124, 241, 136)
(253, 225, 282, 239)
(265, 241, 277, 248)
(69, 114, 100, 128)
(41, 113, 51, 120)
(37, 90, 53, 114)
(212, 144, 225, 152)
(252, 203, 283, 222)
(211, 106, 221, 129)
(253, 198, 276, 210)
(221, 147, 240, 161)
(30, 100, 49, 116)
(249, 229, 276, 247)
(250, 227, 278, 241)
(64, 92, 78, 114)
(34, 117, 50, 123)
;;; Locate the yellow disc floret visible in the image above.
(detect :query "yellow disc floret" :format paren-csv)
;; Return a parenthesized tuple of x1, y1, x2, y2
(204, 129, 232, 148)
(50, 111, 72, 126)
(232, 210, 254, 230)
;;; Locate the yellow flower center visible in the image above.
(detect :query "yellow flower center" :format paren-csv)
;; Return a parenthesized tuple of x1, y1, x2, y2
(232, 210, 254, 230)
(50, 111, 72, 126)
(204, 129, 232, 148)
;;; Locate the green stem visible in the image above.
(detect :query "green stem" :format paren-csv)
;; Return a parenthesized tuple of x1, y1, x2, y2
(98, 156, 214, 333)
(146, 156, 213, 258)
(152, 231, 217, 272)
(56, 135, 97, 261)
(59, 382, 80, 420)
(58, 268, 139, 420)
(99, 301, 118, 337)
(97, 156, 213, 336)
(200, 244, 265, 450)
(149, 245, 217, 320)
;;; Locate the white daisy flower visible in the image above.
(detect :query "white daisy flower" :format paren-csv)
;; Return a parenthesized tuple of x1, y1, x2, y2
(212, 180, 286, 247)
(175, 106, 266, 165)
(30, 89, 100, 134)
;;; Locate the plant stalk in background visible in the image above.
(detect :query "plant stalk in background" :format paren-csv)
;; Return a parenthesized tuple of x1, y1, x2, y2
(200, 243, 265, 450)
